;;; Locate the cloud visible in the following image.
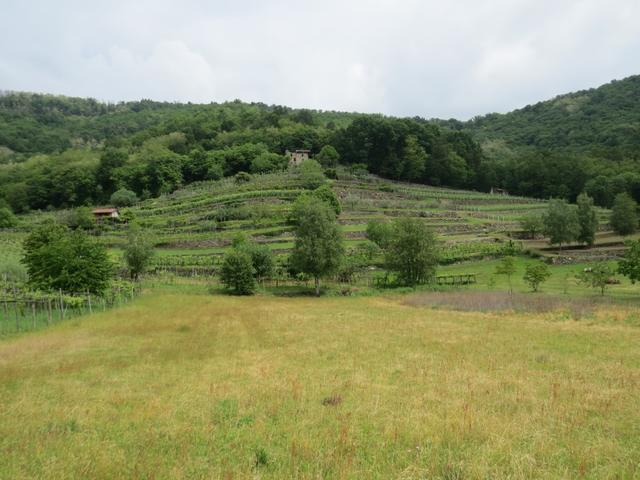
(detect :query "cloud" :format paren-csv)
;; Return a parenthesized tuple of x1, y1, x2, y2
(0, 0, 639, 119)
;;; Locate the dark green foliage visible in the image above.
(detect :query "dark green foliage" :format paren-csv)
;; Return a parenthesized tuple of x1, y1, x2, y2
(64, 207, 95, 230)
(3, 79, 640, 211)
(310, 184, 341, 215)
(384, 218, 439, 286)
(96, 148, 128, 196)
(231, 235, 275, 282)
(110, 188, 139, 207)
(234, 172, 252, 184)
(249, 245, 275, 282)
(576, 262, 615, 296)
(123, 225, 154, 280)
(220, 249, 256, 295)
(22, 222, 113, 294)
(250, 152, 286, 174)
(0, 207, 17, 228)
(523, 262, 551, 292)
(458, 75, 640, 159)
(610, 193, 638, 236)
(315, 145, 340, 168)
(290, 196, 344, 295)
(543, 199, 580, 248)
(576, 193, 598, 246)
(618, 240, 640, 284)
(400, 135, 427, 181)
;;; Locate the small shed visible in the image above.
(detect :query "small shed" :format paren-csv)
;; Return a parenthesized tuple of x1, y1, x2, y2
(92, 207, 120, 220)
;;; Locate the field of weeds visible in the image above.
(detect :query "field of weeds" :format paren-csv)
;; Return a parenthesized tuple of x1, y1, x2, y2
(1, 291, 639, 478)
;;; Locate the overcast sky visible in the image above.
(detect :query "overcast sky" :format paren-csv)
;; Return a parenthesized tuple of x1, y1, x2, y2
(1, 0, 639, 119)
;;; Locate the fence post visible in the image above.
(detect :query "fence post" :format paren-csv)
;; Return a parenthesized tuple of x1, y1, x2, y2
(87, 291, 92, 314)
(31, 300, 36, 329)
(13, 288, 19, 332)
(59, 289, 65, 320)
(47, 298, 52, 325)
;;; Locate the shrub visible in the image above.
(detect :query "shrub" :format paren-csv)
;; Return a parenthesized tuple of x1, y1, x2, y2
(576, 261, 615, 296)
(385, 218, 439, 286)
(64, 207, 95, 230)
(234, 171, 252, 184)
(22, 222, 113, 294)
(0, 207, 17, 228)
(220, 249, 256, 295)
(123, 225, 155, 280)
(610, 192, 638, 236)
(297, 159, 326, 189)
(523, 262, 551, 292)
(110, 188, 139, 207)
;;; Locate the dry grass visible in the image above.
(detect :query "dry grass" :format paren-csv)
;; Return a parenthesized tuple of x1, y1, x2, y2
(1, 291, 639, 478)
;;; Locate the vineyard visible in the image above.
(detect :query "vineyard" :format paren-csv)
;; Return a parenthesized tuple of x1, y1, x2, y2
(0, 281, 140, 336)
(0, 169, 621, 281)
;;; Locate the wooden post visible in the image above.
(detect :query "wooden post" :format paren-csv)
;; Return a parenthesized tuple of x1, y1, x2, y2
(47, 298, 52, 325)
(87, 291, 92, 314)
(13, 289, 19, 332)
(59, 289, 65, 320)
(31, 300, 36, 329)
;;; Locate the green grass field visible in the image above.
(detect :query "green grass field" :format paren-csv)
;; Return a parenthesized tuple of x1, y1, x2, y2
(1, 290, 639, 479)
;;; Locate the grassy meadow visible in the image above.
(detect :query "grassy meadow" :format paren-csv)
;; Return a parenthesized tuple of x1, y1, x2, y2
(1, 290, 640, 479)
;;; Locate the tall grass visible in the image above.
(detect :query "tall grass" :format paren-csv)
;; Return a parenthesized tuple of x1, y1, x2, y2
(0, 292, 638, 478)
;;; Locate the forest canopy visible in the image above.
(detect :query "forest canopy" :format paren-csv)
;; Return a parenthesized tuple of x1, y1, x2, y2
(1, 75, 639, 212)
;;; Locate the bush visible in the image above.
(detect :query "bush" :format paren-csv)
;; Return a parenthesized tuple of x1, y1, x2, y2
(0, 207, 17, 228)
(611, 192, 638, 236)
(235, 172, 252, 184)
(220, 249, 256, 295)
(523, 262, 551, 292)
(63, 207, 95, 230)
(311, 184, 341, 215)
(110, 188, 139, 207)
(297, 159, 326, 189)
(22, 222, 113, 294)
(385, 218, 439, 286)
(123, 225, 154, 280)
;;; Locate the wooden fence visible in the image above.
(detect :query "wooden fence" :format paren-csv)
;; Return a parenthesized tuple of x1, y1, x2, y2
(0, 285, 140, 336)
(435, 273, 477, 286)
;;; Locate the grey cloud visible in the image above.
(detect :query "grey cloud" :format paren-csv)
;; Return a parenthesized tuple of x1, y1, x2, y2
(1, 0, 639, 119)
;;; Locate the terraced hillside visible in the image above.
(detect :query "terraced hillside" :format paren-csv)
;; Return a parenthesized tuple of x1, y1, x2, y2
(91, 170, 605, 274)
(3, 169, 620, 279)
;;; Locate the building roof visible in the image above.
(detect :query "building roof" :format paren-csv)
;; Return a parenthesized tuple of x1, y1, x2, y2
(92, 207, 119, 214)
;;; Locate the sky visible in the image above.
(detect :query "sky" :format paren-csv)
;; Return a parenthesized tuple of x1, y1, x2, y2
(1, 0, 639, 119)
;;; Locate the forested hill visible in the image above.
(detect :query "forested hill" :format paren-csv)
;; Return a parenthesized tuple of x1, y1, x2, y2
(1, 75, 640, 213)
(0, 92, 484, 213)
(448, 75, 640, 160)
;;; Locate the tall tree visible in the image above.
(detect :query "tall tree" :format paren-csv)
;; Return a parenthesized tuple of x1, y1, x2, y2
(618, 240, 640, 284)
(290, 196, 344, 295)
(576, 192, 598, 247)
(400, 135, 427, 182)
(495, 256, 517, 295)
(543, 199, 580, 249)
(22, 222, 113, 294)
(123, 225, 155, 281)
(385, 217, 439, 286)
(610, 193, 638, 236)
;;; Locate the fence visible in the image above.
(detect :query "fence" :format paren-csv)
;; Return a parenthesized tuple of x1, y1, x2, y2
(0, 285, 141, 337)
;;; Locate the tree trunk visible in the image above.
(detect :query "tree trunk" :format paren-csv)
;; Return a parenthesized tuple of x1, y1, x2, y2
(314, 277, 320, 297)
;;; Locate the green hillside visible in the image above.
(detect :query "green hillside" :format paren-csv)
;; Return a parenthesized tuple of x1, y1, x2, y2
(458, 75, 640, 157)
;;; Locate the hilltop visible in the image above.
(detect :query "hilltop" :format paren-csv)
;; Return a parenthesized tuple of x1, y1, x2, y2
(2, 75, 640, 213)
(455, 75, 640, 159)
